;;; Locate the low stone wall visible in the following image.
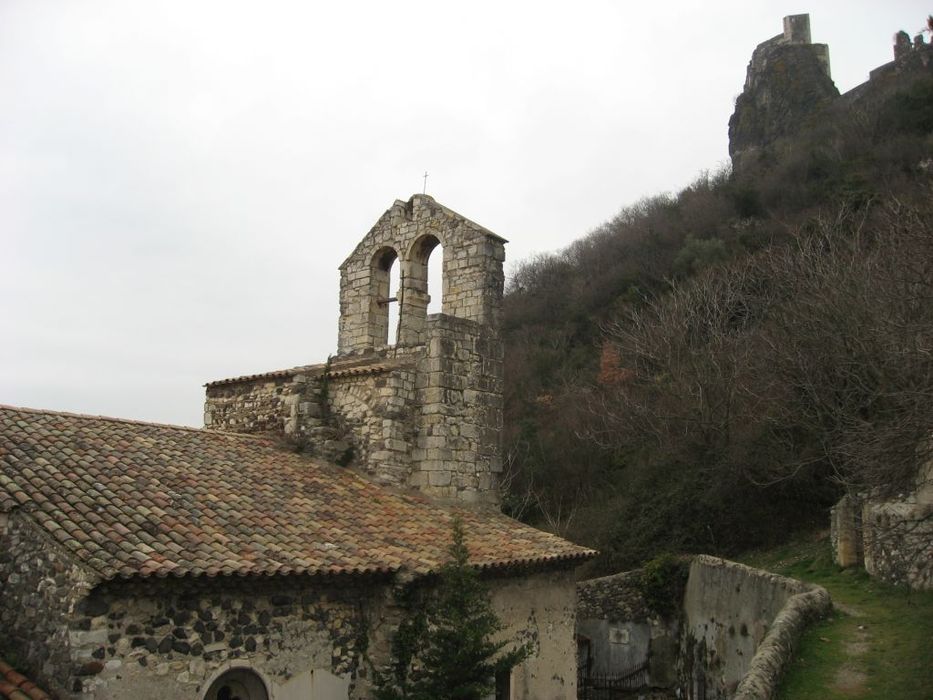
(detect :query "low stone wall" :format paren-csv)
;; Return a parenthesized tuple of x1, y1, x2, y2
(578, 556, 830, 700)
(683, 556, 830, 700)
(733, 585, 831, 700)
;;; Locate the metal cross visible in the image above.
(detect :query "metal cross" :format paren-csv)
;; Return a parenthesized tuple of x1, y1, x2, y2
(423, 171, 428, 194)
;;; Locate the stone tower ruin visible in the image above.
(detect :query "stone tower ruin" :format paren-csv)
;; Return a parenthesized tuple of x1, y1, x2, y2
(729, 14, 838, 169)
(204, 194, 506, 507)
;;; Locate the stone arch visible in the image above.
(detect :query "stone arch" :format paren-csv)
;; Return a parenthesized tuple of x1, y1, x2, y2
(202, 665, 270, 700)
(370, 246, 399, 347)
(398, 233, 443, 344)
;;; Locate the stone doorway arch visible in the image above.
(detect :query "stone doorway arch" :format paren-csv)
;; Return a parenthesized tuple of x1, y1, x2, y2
(203, 668, 270, 700)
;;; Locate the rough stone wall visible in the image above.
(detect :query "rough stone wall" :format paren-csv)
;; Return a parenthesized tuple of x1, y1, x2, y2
(203, 369, 355, 466)
(862, 500, 933, 590)
(681, 556, 827, 700)
(326, 359, 419, 488)
(56, 575, 374, 700)
(830, 461, 933, 591)
(729, 14, 839, 167)
(410, 316, 503, 503)
(0, 512, 100, 699)
(861, 464, 933, 590)
(203, 335, 502, 504)
(576, 570, 680, 689)
(203, 371, 323, 438)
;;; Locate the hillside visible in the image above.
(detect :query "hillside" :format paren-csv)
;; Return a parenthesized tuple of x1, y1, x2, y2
(501, 23, 933, 573)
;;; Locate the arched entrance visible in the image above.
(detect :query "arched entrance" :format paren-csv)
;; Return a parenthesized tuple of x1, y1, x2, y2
(203, 668, 270, 700)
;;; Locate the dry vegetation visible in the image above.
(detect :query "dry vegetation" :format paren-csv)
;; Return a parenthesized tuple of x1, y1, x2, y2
(502, 73, 933, 572)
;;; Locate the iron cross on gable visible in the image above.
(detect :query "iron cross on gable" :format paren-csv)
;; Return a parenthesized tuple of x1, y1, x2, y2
(423, 171, 428, 194)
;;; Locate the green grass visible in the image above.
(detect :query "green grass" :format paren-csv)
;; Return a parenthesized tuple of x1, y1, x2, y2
(739, 532, 933, 700)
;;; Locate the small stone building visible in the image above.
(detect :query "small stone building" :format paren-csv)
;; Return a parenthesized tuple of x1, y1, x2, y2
(0, 194, 595, 699)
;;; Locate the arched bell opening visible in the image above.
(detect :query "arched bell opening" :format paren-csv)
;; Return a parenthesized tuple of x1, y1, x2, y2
(369, 246, 400, 347)
(398, 234, 443, 345)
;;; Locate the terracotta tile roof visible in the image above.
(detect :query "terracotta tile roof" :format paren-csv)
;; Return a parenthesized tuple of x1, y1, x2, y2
(204, 356, 396, 388)
(0, 657, 50, 700)
(0, 406, 594, 581)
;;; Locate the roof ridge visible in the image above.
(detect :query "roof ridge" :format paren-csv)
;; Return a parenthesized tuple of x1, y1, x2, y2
(0, 404, 272, 442)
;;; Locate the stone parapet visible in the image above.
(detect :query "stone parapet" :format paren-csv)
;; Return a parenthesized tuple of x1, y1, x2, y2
(684, 556, 829, 700)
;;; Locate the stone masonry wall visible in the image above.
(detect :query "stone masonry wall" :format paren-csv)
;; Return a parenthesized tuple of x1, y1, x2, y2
(203, 372, 323, 438)
(204, 326, 503, 505)
(411, 316, 503, 504)
(862, 495, 933, 590)
(0, 512, 100, 698)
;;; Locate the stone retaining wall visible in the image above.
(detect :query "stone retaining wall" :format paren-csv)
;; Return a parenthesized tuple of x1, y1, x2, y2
(682, 556, 830, 700)
(577, 556, 830, 700)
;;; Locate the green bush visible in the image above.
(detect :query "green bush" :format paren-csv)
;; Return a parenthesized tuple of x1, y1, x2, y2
(638, 553, 689, 617)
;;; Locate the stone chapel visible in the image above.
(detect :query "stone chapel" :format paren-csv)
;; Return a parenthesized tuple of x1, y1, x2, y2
(0, 194, 594, 700)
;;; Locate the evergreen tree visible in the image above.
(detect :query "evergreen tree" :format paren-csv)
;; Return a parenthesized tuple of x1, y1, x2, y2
(374, 519, 529, 700)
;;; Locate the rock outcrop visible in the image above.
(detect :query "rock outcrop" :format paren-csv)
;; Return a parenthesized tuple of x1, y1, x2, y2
(728, 15, 839, 169)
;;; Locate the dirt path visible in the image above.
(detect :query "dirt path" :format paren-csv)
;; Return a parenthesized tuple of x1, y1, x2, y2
(831, 603, 869, 696)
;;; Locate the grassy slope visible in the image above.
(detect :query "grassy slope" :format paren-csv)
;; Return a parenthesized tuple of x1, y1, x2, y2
(739, 533, 933, 700)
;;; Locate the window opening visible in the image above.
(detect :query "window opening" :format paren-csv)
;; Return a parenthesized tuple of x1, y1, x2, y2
(387, 255, 400, 345)
(427, 241, 444, 315)
(371, 247, 399, 347)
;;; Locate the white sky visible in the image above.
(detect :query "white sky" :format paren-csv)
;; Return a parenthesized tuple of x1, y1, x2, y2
(2, 1, 928, 426)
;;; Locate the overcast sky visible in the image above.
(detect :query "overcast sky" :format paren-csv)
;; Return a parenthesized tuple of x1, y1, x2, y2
(2, 1, 928, 427)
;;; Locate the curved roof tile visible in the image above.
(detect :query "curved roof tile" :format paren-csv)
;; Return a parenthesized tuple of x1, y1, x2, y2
(0, 406, 594, 581)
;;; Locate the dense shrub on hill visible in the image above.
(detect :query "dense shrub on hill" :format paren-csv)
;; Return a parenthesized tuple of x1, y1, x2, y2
(502, 72, 933, 572)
